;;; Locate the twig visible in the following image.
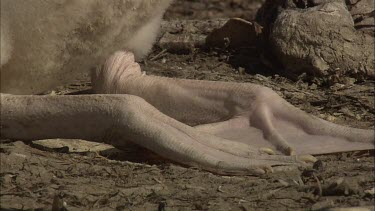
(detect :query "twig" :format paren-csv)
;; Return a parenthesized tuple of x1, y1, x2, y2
(312, 173, 322, 198)
(150, 49, 168, 61)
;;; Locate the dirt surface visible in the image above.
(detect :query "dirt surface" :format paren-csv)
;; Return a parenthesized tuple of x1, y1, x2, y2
(1, 0, 374, 210)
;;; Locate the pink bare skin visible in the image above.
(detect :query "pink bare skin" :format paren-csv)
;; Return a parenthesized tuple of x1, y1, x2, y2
(2, 51, 373, 175)
(93, 51, 374, 155)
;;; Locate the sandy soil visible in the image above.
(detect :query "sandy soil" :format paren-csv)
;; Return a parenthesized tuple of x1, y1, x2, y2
(1, 0, 374, 210)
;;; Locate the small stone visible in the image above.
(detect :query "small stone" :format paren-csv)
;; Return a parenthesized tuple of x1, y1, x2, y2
(326, 115, 336, 121)
(339, 107, 355, 117)
(32, 139, 115, 153)
(364, 187, 375, 196)
(310, 83, 318, 90)
(238, 67, 245, 75)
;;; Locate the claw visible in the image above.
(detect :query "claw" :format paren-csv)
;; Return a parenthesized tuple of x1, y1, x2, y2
(287, 147, 296, 156)
(259, 147, 276, 155)
(298, 154, 317, 163)
(262, 165, 274, 174)
(252, 168, 266, 175)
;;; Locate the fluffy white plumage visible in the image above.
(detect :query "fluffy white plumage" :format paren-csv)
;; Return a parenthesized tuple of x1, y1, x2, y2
(0, 0, 172, 94)
(0, 12, 12, 66)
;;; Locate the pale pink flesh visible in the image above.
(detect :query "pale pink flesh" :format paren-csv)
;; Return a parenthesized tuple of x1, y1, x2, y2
(93, 51, 374, 155)
(1, 51, 374, 175)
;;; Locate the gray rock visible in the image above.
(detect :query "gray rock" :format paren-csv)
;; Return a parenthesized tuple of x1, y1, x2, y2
(256, 0, 374, 79)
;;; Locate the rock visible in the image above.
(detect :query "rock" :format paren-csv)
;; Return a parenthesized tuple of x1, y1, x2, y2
(364, 187, 375, 196)
(256, 0, 374, 79)
(32, 139, 114, 153)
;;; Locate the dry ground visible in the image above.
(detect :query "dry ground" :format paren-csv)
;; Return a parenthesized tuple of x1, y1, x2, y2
(1, 0, 374, 210)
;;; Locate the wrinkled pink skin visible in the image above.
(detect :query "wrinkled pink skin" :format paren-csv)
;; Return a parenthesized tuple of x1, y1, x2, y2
(1, 51, 374, 175)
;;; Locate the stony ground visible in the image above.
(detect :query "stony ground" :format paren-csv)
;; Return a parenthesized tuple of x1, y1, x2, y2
(1, 0, 374, 210)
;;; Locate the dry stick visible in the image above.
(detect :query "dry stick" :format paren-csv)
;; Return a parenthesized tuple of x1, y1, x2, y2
(312, 173, 323, 198)
(150, 49, 168, 61)
(158, 19, 228, 52)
